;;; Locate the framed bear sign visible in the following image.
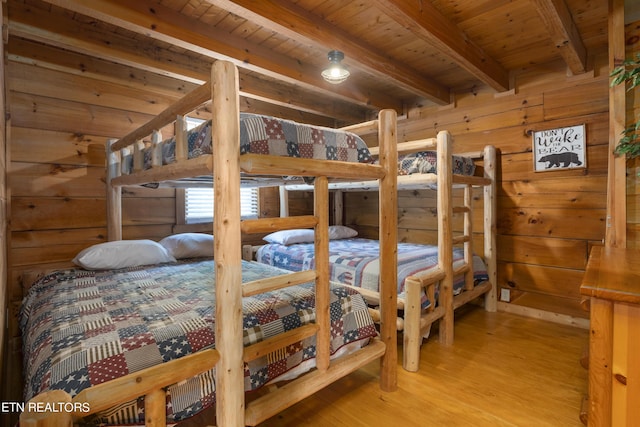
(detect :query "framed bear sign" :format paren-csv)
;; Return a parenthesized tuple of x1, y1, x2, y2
(532, 124, 586, 172)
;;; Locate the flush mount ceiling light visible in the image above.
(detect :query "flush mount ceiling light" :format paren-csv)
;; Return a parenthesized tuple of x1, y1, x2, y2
(321, 50, 350, 84)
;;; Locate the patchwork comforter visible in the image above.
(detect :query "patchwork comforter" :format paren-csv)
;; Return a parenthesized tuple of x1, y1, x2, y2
(20, 259, 376, 425)
(397, 151, 476, 176)
(256, 238, 489, 308)
(125, 113, 374, 174)
(123, 114, 478, 179)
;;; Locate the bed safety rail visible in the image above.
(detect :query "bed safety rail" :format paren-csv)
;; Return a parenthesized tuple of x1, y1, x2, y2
(20, 349, 220, 427)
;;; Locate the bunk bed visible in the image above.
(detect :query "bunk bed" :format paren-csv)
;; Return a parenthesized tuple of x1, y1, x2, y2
(249, 128, 497, 372)
(18, 60, 398, 427)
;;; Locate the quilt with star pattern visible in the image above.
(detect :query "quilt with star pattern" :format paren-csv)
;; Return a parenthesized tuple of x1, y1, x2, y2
(20, 259, 377, 425)
(122, 113, 373, 175)
(256, 238, 489, 309)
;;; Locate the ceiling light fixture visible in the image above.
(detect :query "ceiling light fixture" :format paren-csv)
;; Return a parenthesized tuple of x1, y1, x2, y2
(321, 50, 350, 84)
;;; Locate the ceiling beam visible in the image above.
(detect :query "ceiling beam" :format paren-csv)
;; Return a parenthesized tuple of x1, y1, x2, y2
(530, 0, 587, 75)
(7, 4, 369, 122)
(38, 0, 403, 112)
(371, 0, 510, 92)
(207, 0, 451, 105)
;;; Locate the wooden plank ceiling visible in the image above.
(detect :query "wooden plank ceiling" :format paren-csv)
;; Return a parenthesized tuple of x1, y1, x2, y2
(6, 0, 608, 126)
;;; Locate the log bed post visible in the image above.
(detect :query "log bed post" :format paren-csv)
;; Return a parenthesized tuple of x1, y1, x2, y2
(377, 109, 398, 391)
(106, 139, 121, 241)
(462, 183, 474, 291)
(437, 130, 455, 345)
(314, 175, 330, 371)
(279, 185, 289, 217)
(175, 115, 188, 162)
(483, 145, 497, 312)
(211, 60, 244, 427)
(151, 130, 163, 167)
(20, 390, 73, 427)
(333, 190, 344, 225)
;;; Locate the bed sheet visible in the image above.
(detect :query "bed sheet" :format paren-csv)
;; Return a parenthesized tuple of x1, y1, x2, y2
(255, 238, 489, 308)
(19, 259, 376, 425)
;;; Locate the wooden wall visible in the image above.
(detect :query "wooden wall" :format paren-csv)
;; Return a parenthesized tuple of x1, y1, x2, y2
(1, 52, 293, 407)
(346, 54, 611, 325)
(0, 2, 8, 394)
(4, 53, 611, 334)
(2, 59, 177, 407)
(0, 24, 616, 407)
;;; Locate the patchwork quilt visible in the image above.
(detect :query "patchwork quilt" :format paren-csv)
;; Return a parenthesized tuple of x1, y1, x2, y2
(20, 259, 377, 425)
(256, 238, 489, 308)
(127, 114, 478, 181)
(129, 113, 373, 174)
(397, 151, 476, 176)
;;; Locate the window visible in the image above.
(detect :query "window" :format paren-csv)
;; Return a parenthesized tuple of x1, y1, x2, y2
(185, 116, 205, 130)
(181, 116, 259, 223)
(185, 187, 259, 224)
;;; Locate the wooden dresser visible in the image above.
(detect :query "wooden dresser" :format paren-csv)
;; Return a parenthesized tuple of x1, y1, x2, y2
(580, 246, 640, 426)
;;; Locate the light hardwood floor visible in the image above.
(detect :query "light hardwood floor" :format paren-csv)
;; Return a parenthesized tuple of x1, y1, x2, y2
(181, 306, 588, 426)
(251, 306, 589, 427)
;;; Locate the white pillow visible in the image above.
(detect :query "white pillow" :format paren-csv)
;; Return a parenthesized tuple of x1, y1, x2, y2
(263, 226, 358, 245)
(72, 239, 176, 270)
(159, 233, 214, 259)
(263, 229, 314, 245)
(329, 225, 358, 240)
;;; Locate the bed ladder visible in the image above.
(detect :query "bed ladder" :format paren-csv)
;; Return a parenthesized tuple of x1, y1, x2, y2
(239, 198, 332, 371)
(452, 180, 475, 293)
(402, 135, 496, 372)
(239, 176, 387, 426)
(451, 145, 497, 312)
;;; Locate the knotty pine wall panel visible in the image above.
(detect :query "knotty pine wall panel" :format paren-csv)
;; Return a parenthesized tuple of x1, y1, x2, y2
(345, 55, 611, 320)
(10, 92, 158, 137)
(5, 51, 612, 345)
(6, 71, 182, 342)
(0, 6, 7, 395)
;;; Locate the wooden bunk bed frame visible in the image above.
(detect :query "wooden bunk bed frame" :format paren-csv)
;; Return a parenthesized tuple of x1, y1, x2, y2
(19, 60, 397, 427)
(271, 129, 498, 372)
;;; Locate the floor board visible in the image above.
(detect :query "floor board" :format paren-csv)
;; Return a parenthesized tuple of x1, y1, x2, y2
(251, 306, 589, 427)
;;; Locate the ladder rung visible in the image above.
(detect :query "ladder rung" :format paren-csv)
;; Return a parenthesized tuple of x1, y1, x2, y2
(452, 235, 471, 245)
(241, 215, 318, 234)
(452, 206, 471, 214)
(243, 270, 317, 297)
(406, 267, 445, 287)
(453, 263, 470, 276)
(452, 175, 491, 186)
(244, 324, 319, 362)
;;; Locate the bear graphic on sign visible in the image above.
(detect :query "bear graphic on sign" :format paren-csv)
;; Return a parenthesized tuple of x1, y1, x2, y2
(538, 152, 582, 169)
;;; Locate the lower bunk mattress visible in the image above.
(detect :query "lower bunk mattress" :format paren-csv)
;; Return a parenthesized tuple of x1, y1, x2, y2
(19, 259, 377, 425)
(255, 238, 489, 308)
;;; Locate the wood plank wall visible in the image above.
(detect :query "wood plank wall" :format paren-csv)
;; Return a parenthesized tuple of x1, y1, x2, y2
(0, 2, 8, 394)
(346, 54, 611, 323)
(625, 20, 640, 246)
(0, 36, 614, 403)
(2, 60, 284, 395)
(4, 54, 611, 334)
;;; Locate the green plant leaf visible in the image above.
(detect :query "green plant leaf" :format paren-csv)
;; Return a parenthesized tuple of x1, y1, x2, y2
(611, 54, 640, 157)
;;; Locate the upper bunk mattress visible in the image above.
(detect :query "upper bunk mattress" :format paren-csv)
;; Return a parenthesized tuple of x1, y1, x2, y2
(397, 150, 476, 176)
(128, 113, 374, 173)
